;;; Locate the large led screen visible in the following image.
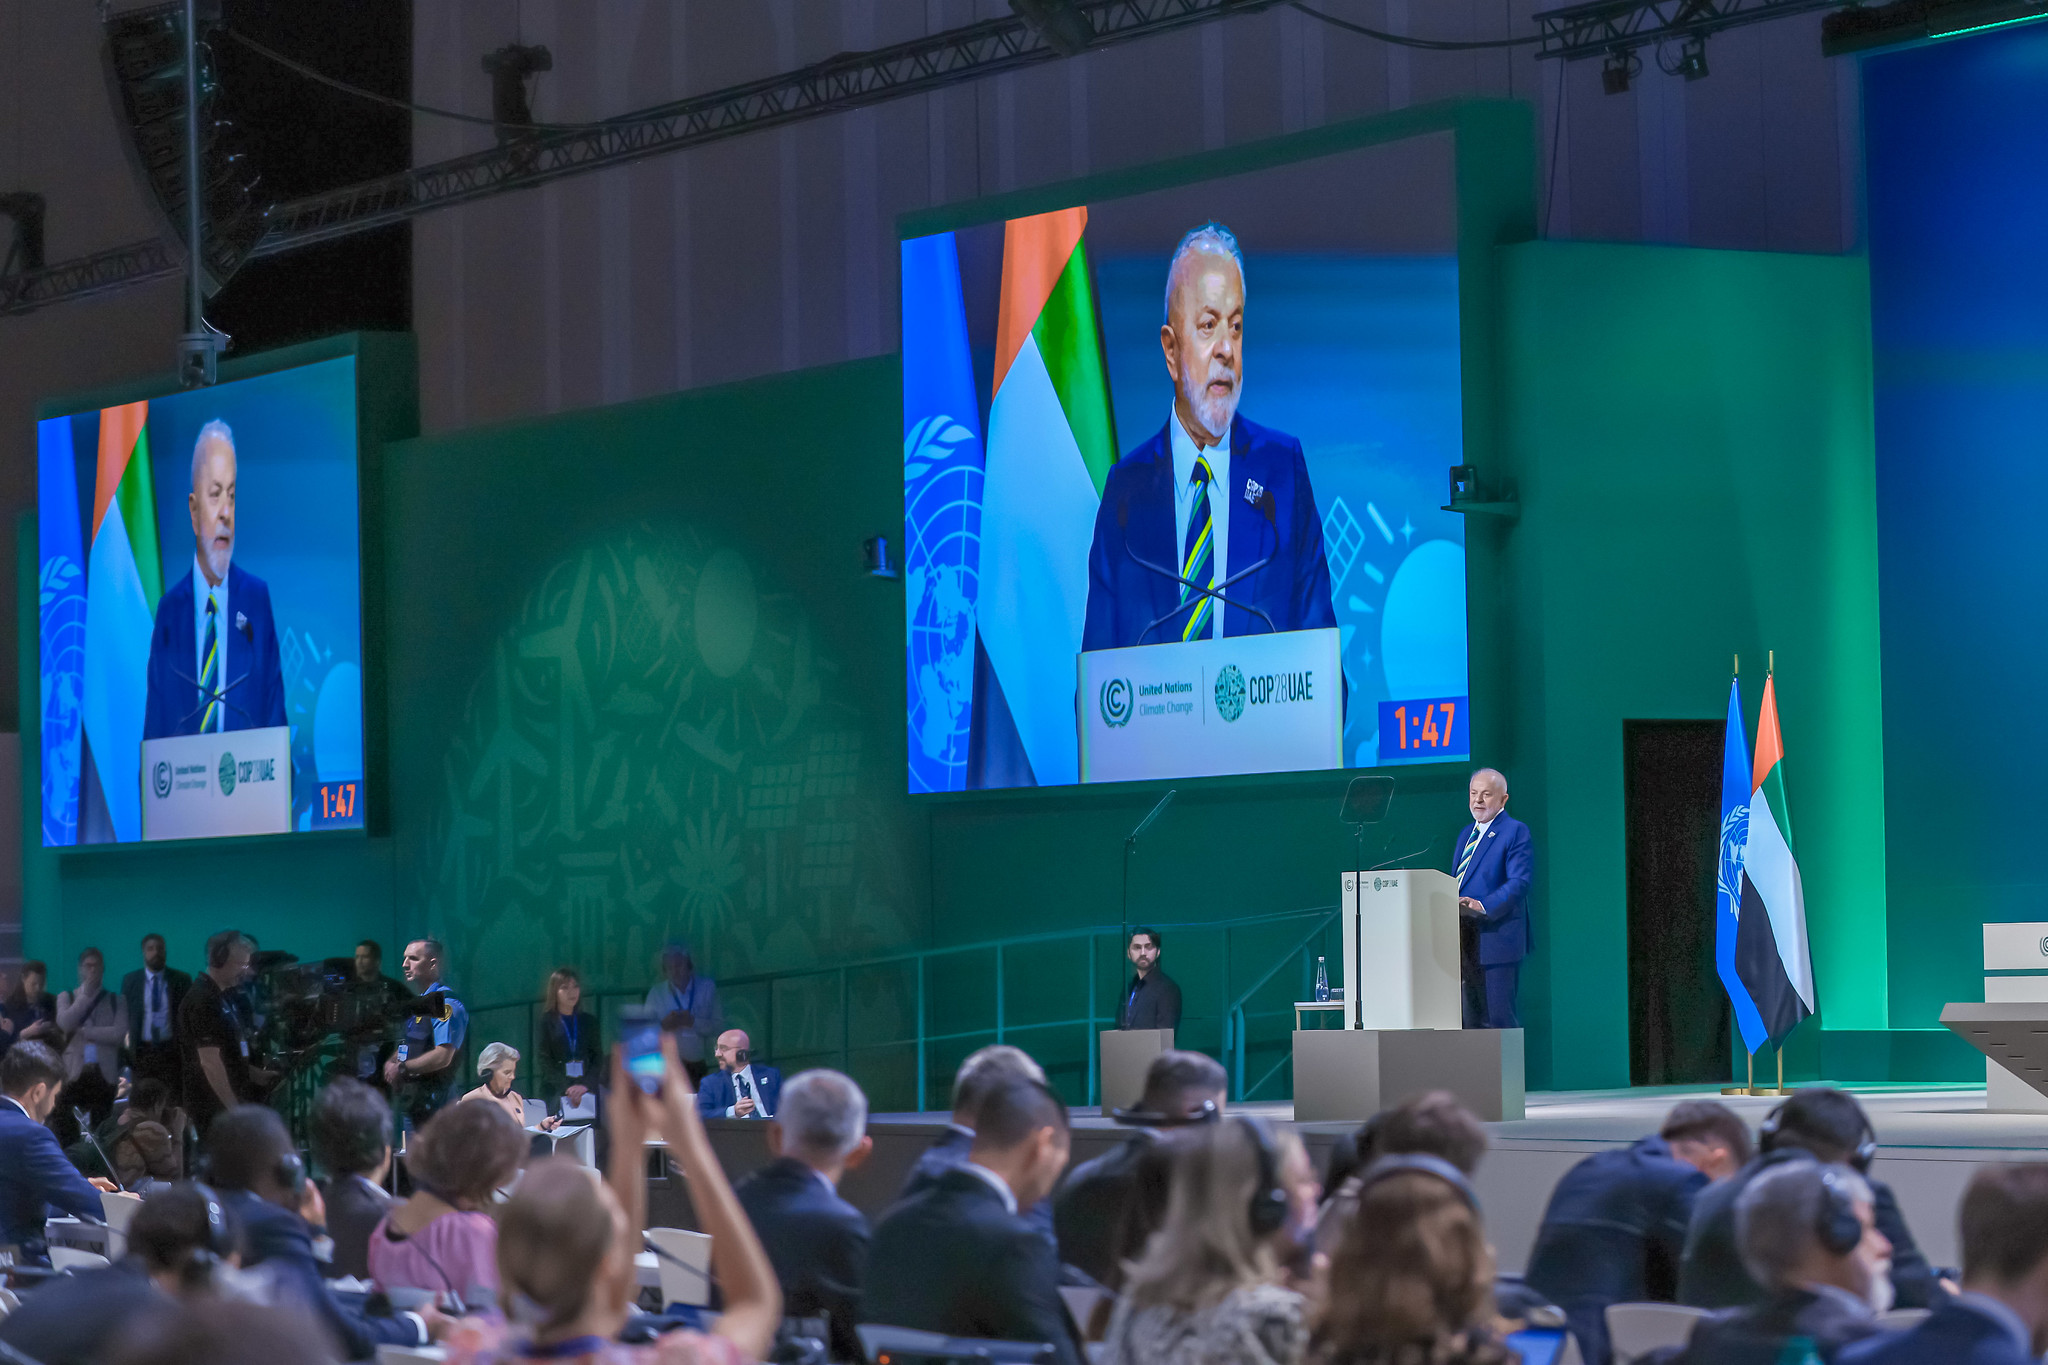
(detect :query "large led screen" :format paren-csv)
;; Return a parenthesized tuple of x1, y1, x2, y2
(39, 356, 367, 844)
(902, 141, 1470, 792)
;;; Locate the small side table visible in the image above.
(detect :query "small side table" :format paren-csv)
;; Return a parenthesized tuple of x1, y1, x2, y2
(1294, 1000, 1346, 1031)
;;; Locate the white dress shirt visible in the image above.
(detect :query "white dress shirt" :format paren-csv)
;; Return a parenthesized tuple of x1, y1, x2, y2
(193, 556, 228, 730)
(1169, 408, 1231, 640)
(960, 1161, 1019, 1214)
(726, 1063, 772, 1118)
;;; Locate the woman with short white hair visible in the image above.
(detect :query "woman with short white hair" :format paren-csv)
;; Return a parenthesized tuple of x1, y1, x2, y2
(464, 1042, 559, 1131)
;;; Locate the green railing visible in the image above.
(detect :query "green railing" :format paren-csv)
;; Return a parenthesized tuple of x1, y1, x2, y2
(465, 904, 1342, 1112)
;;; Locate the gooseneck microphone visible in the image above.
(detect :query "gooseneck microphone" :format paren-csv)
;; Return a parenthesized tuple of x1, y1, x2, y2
(1119, 483, 1282, 643)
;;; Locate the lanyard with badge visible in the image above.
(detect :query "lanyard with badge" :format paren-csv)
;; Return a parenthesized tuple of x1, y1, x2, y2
(562, 1012, 584, 1079)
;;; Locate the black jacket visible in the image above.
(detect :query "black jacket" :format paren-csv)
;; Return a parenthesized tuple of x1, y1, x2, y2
(862, 1167, 1083, 1365)
(536, 1009, 604, 1104)
(1525, 1135, 1709, 1365)
(1678, 1151, 1937, 1310)
(319, 1173, 395, 1282)
(1117, 969, 1182, 1031)
(901, 1125, 1058, 1244)
(1663, 1286, 1883, 1365)
(120, 967, 193, 1046)
(1052, 1130, 1172, 1290)
(225, 1188, 424, 1359)
(737, 1156, 870, 1360)
(0, 1257, 170, 1365)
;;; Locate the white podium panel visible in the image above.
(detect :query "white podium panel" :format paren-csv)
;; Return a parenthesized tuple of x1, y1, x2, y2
(1077, 628, 1341, 784)
(1981, 922, 2048, 1110)
(141, 726, 292, 841)
(1340, 868, 1462, 1031)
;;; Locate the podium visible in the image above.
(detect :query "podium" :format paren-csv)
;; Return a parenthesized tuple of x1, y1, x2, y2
(1077, 628, 1342, 784)
(1975, 922, 2048, 1111)
(1100, 1029, 1173, 1115)
(1294, 867, 1524, 1122)
(141, 726, 292, 840)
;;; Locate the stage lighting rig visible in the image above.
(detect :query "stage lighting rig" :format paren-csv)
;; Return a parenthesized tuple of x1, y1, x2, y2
(482, 42, 553, 141)
(1821, 0, 2048, 54)
(1601, 49, 1642, 91)
(1010, 0, 1097, 54)
(1665, 33, 1711, 76)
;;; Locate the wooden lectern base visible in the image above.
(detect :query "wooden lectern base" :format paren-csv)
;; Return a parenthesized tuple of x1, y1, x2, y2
(1100, 1029, 1174, 1116)
(1292, 1028, 1525, 1122)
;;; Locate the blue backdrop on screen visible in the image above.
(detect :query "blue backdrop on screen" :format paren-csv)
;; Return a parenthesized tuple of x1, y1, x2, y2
(903, 227, 1468, 793)
(37, 356, 365, 843)
(1864, 27, 2048, 1018)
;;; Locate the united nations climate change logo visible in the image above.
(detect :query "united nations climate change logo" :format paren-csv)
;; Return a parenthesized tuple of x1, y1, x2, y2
(1214, 665, 1246, 723)
(151, 761, 172, 800)
(217, 752, 237, 797)
(1099, 677, 1133, 728)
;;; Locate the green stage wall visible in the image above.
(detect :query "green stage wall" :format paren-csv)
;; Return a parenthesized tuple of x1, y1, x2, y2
(18, 106, 1978, 1109)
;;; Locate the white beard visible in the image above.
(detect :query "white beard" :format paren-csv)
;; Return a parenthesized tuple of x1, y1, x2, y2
(1864, 1264, 1895, 1314)
(201, 540, 232, 586)
(1180, 363, 1241, 442)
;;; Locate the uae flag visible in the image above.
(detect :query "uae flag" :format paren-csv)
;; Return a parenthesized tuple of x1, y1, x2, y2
(972, 207, 1117, 787)
(1734, 672, 1815, 1046)
(80, 401, 163, 844)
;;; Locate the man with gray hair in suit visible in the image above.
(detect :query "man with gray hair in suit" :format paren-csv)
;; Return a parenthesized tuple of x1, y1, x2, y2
(735, 1069, 873, 1358)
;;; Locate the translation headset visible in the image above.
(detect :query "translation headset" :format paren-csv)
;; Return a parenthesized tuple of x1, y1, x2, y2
(1351, 1152, 1483, 1215)
(1237, 1116, 1290, 1237)
(1813, 1167, 1865, 1256)
(1759, 1101, 1878, 1173)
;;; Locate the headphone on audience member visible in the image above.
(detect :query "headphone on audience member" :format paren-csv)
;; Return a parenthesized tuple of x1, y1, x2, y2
(1814, 1166, 1865, 1255)
(1759, 1100, 1878, 1172)
(1237, 1116, 1291, 1237)
(167, 1182, 238, 1291)
(1351, 1152, 1483, 1215)
(194, 1146, 307, 1200)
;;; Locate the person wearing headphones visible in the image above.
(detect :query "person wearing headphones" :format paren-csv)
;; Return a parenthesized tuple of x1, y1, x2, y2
(203, 1104, 452, 1359)
(0, 1183, 241, 1365)
(1309, 1153, 1516, 1365)
(0, 1040, 113, 1263)
(1679, 1087, 1939, 1311)
(1099, 1116, 1321, 1365)
(1664, 1160, 1892, 1365)
(696, 1027, 782, 1120)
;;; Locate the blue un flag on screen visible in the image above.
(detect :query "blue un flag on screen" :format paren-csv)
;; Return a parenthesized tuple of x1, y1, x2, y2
(1718, 676, 1768, 1055)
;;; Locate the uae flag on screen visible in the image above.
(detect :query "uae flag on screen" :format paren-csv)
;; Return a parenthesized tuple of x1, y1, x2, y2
(80, 401, 163, 844)
(973, 207, 1117, 787)
(1735, 672, 1815, 1046)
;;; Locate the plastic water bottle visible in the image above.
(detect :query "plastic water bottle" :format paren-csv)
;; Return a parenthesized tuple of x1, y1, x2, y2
(1314, 956, 1330, 1002)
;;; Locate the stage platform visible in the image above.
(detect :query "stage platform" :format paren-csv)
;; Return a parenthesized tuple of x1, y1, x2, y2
(659, 1083, 2048, 1275)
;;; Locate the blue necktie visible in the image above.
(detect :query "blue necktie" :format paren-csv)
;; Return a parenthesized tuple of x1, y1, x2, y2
(1180, 455, 1216, 641)
(1457, 828, 1483, 881)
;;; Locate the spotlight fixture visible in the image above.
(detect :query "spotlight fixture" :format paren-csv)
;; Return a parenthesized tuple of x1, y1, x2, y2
(1671, 35, 1709, 80)
(0, 192, 45, 276)
(1601, 50, 1639, 94)
(1009, 0, 1096, 56)
(481, 42, 552, 142)
(863, 536, 901, 581)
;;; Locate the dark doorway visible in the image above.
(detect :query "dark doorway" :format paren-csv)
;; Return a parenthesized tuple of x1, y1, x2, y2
(1623, 720, 1731, 1086)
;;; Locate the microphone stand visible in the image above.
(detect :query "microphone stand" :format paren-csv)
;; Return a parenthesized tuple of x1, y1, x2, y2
(1120, 790, 1177, 982)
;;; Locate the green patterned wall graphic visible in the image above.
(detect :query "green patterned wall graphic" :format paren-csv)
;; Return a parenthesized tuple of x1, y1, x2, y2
(421, 522, 920, 1016)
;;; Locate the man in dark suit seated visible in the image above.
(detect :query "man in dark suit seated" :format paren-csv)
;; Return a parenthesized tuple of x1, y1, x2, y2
(1526, 1100, 1752, 1365)
(1681, 1087, 1939, 1311)
(735, 1068, 873, 1359)
(141, 420, 287, 741)
(863, 1075, 1082, 1365)
(308, 1077, 394, 1281)
(0, 1182, 236, 1365)
(1054, 1049, 1224, 1288)
(204, 1104, 448, 1358)
(121, 932, 192, 1098)
(901, 1044, 1057, 1243)
(1115, 928, 1181, 1032)
(696, 1028, 783, 1120)
(1842, 1163, 2048, 1365)
(1663, 1160, 1891, 1365)
(0, 1041, 111, 1263)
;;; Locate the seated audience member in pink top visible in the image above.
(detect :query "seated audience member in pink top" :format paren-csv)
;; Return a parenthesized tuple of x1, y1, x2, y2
(370, 1095, 529, 1305)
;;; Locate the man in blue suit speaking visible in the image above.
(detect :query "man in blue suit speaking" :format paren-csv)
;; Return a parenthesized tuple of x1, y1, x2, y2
(1083, 223, 1336, 651)
(1455, 767, 1535, 1029)
(143, 420, 287, 740)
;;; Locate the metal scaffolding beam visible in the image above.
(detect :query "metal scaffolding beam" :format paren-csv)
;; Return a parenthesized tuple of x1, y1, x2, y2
(4, 0, 1279, 318)
(1533, 0, 1850, 59)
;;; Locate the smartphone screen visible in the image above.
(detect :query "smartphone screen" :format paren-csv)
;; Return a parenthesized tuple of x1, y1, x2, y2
(620, 1006, 664, 1095)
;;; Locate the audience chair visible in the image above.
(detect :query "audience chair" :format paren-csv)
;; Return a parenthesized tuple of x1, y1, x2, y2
(857, 1324, 1056, 1364)
(1605, 1302, 1709, 1364)
(645, 1226, 714, 1309)
(373, 1345, 449, 1364)
(1874, 1307, 1931, 1331)
(46, 1248, 108, 1274)
(99, 1190, 143, 1260)
(1058, 1285, 1114, 1342)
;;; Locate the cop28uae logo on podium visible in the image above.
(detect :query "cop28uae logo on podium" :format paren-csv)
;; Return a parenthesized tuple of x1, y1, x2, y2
(1099, 677, 1133, 728)
(1214, 665, 1246, 723)
(217, 752, 237, 797)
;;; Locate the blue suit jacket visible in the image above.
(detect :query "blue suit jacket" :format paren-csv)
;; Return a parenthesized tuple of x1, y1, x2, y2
(1083, 414, 1337, 651)
(142, 562, 287, 740)
(696, 1064, 783, 1119)
(0, 1100, 105, 1252)
(1840, 1299, 2036, 1365)
(1456, 812, 1534, 964)
(225, 1188, 423, 1359)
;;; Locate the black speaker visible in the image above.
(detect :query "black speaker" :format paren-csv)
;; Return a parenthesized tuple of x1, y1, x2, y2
(102, 1, 271, 296)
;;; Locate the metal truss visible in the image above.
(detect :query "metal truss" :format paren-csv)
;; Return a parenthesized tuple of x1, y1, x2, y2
(1532, 0, 1850, 59)
(3, 0, 1278, 317)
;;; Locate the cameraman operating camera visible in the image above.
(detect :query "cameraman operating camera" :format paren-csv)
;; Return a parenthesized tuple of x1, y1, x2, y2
(382, 939, 467, 1132)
